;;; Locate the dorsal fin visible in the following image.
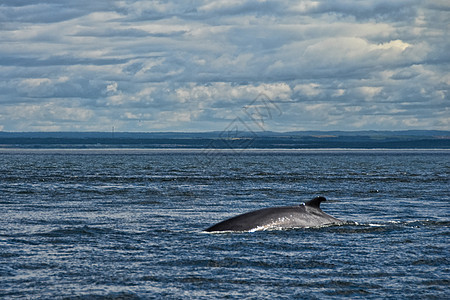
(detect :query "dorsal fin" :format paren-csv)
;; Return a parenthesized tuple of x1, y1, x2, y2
(304, 196, 326, 209)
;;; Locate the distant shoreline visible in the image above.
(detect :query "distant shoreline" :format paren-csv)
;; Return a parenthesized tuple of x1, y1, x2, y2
(1, 148, 449, 155)
(0, 131, 449, 149)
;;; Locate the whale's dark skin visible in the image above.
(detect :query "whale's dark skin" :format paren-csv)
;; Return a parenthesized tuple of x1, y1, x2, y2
(204, 196, 344, 232)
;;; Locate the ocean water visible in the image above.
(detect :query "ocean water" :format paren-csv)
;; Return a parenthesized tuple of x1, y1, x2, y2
(0, 149, 449, 299)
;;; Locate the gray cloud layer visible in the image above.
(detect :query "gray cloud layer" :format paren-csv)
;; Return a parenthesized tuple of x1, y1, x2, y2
(0, 0, 448, 131)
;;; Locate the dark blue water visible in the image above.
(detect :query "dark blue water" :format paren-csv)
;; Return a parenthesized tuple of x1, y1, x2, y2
(1, 149, 449, 299)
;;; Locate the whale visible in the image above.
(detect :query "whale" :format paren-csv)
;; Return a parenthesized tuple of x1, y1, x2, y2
(204, 196, 344, 232)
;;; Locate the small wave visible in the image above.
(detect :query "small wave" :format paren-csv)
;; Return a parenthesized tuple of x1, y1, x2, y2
(39, 225, 125, 238)
(326, 219, 450, 235)
(404, 219, 450, 227)
(62, 292, 140, 300)
(368, 220, 450, 227)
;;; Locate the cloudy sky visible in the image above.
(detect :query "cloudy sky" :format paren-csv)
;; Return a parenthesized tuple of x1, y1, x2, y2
(0, 0, 448, 132)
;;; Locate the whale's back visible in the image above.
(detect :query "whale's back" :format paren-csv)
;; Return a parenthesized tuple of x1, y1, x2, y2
(205, 197, 343, 232)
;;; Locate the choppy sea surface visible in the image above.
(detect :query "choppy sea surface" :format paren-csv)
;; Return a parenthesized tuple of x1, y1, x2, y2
(0, 149, 449, 299)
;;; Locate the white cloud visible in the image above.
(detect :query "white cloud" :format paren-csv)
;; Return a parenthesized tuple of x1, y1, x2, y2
(375, 40, 410, 51)
(355, 87, 383, 100)
(294, 83, 322, 98)
(105, 82, 118, 95)
(0, 0, 448, 132)
(18, 78, 54, 97)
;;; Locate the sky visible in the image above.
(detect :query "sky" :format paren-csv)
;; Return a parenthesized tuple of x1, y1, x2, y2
(0, 0, 449, 132)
